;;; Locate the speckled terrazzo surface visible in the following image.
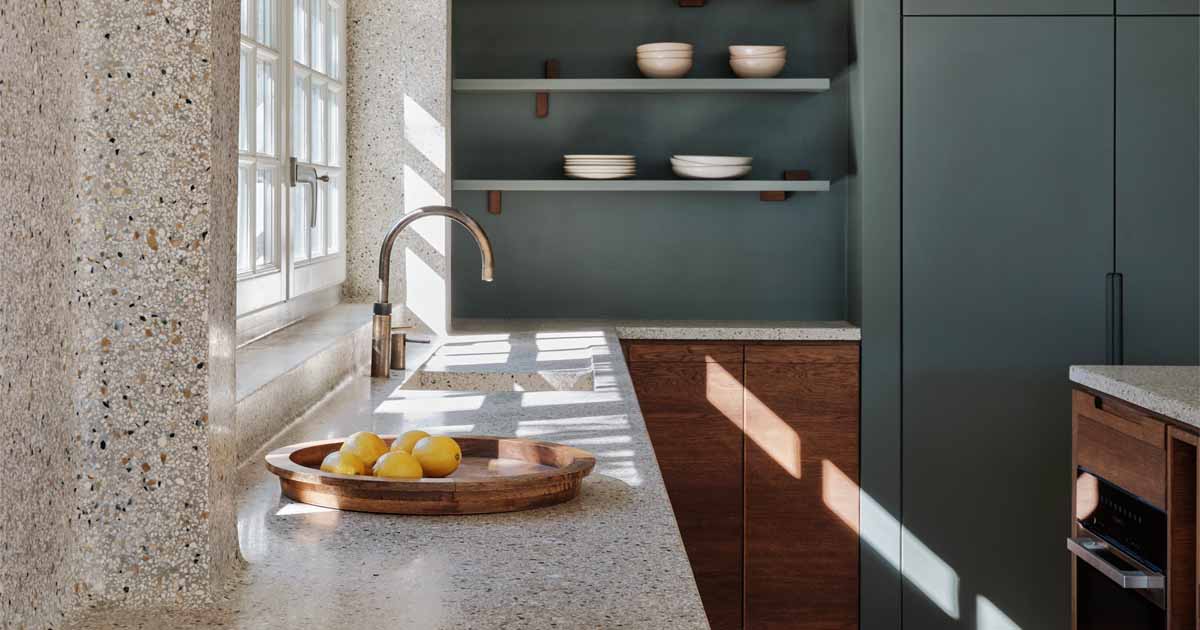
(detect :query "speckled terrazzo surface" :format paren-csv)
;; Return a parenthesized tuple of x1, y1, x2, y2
(454, 318, 862, 341)
(3, 0, 241, 626)
(344, 0, 452, 337)
(69, 329, 709, 629)
(1071, 365, 1200, 429)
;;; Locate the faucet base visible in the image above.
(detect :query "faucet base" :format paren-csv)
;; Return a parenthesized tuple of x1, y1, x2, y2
(371, 313, 392, 378)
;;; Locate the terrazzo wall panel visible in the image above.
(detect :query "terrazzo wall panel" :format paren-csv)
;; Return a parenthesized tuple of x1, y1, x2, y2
(0, 2, 85, 628)
(0, 0, 240, 624)
(345, 0, 452, 336)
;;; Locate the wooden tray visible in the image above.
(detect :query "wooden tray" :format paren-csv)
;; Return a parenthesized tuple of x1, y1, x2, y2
(265, 435, 596, 515)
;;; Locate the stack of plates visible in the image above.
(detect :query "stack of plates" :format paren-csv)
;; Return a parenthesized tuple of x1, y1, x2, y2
(671, 155, 753, 180)
(564, 155, 637, 180)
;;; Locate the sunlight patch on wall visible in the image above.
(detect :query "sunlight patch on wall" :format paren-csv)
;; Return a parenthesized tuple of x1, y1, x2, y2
(976, 595, 1022, 630)
(406, 247, 447, 336)
(403, 94, 446, 173)
(402, 165, 447, 256)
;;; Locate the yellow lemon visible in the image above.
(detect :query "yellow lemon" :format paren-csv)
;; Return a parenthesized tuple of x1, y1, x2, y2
(390, 430, 430, 454)
(319, 451, 366, 476)
(372, 451, 424, 480)
(340, 431, 389, 467)
(411, 436, 462, 478)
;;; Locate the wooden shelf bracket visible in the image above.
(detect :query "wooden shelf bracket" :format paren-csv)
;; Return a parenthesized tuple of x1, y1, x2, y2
(761, 169, 814, 202)
(536, 59, 560, 118)
(678, 0, 706, 6)
(487, 191, 502, 215)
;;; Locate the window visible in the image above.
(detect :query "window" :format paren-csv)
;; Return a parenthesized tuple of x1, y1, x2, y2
(238, 0, 346, 315)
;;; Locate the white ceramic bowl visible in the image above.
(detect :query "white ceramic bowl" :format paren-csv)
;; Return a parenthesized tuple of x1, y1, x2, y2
(730, 57, 786, 78)
(638, 57, 693, 78)
(672, 164, 752, 180)
(637, 42, 693, 53)
(729, 45, 786, 57)
(671, 155, 753, 166)
(637, 51, 694, 59)
(732, 53, 787, 60)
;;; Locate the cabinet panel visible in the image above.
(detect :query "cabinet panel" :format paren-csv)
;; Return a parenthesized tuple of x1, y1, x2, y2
(905, 0, 1113, 15)
(1116, 17, 1200, 365)
(630, 358, 744, 630)
(627, 342, 742, 364)
(1117, 0, 1199, 14)
(903, 17, 1113, 630)
(745, 356, 859, 630)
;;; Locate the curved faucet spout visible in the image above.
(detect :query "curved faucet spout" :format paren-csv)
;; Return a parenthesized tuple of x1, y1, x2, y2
(376, 205, 495, 304)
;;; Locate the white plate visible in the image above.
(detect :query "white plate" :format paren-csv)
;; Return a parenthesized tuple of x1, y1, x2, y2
(672, 164, 752, 180)
(566, 170, 637, 176)
(672, 155, 753, 166)
(566, 171, 636, 180)
(564, 159, 636, 164)
(564, 154, 636, 160)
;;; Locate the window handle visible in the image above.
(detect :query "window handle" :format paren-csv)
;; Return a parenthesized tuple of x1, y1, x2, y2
(288, 157, 329, 228)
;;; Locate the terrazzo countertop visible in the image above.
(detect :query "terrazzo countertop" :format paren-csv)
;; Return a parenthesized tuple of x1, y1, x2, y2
(1070, 365, 1200, 430)
(71, 327, 709, 629)
(454, 318, 862, 341)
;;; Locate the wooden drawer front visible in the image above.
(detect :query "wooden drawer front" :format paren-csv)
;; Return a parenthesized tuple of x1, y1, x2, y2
(745, 343, 859, 365)
(626, 342, 742, 364)
(1074, 392, 1167, 510)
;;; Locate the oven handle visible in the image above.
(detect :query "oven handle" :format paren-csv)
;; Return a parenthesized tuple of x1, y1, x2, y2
(1067, 536, 1165, 590)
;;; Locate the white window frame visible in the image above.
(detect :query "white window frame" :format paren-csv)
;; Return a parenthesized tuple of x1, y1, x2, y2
(238, 0, 346, 317)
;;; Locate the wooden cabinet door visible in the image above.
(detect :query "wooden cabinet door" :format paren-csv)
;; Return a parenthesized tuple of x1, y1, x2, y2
(628, 345, 745, 630)
(744, 345, 859, 630)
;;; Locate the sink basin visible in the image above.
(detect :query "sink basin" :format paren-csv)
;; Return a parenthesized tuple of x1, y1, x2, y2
(399, 334, 598, 393)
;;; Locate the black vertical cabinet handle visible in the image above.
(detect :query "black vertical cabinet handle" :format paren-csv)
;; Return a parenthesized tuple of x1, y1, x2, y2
(1106, 273, 1124, 365)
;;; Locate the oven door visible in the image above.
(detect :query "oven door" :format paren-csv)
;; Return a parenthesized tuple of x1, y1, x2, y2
(1069, 536, 1166, 630)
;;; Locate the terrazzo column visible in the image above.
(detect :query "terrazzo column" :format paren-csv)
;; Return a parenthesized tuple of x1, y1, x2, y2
(345, 0, 452, 336)
(0, 0, 240, 625)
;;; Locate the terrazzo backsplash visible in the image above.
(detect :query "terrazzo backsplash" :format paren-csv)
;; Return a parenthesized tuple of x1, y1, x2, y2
(344, 0, 452, 336)
(1, 0, 240, 626)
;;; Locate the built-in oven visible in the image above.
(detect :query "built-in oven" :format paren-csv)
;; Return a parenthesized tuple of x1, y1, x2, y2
(1069, 467, 1167, 630)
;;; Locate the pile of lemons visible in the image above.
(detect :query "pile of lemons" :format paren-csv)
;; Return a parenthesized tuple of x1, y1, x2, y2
(319, 430, 461, 480)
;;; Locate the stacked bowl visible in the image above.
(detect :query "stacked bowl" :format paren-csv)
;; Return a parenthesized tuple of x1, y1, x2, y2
(670, 155, 753, 180)
(729, 45, 787, 78)
(564, 155, 637, 180)
(637, 43, 694, 79)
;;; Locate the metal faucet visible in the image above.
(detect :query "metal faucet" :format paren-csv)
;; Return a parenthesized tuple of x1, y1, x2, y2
(371, 205, 495, 377)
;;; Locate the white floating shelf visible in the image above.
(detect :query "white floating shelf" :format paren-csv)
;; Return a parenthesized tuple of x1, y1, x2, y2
(454, 179, 831, 193)
(453, 78, 831, 94)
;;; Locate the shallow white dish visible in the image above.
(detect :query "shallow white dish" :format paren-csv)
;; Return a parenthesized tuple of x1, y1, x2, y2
(731, 57, 786, 78)
(564, 154, 636, 160)
(672, 164, 752, 180)
(637, 42, 693, 53)
(566, 171, 636, 180)
(729, 45, 786, 57)
(672, 155, 753, 166)
(638, 57, 693, 79)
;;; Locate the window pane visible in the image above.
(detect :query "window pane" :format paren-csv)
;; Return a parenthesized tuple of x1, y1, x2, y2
(328, 3, 341, 79)
(312, 179, 327, 257)
(256, 0, 276, 47)
(327, 177, 340, 254)
(311, 83, 326, 165)
(255, 168, 276, 268)
(241, 0, 253, 38)
(293, 0, 309, 65)
(328, 89, 341, 166)
(292, 186, 310, 262)
(239, 50, 252, 152)
(311, 0, 327, 75)
(237, 164, 253, 273)
(291, 72, 308, 162)
(256, 59, 275, 155)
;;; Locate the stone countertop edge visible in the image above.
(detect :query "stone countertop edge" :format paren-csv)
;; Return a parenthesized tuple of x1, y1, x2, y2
(1070, 365, 1200, 430)
(451, 318, 862, 341)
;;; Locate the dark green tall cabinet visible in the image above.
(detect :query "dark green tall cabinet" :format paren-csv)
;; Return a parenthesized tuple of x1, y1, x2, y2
(900, 9, 1198, 630)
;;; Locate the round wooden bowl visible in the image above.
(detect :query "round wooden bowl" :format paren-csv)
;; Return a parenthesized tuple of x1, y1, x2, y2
(265, 435, 596, 515)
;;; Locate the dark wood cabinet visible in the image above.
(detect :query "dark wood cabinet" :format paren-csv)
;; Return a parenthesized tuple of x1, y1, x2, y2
(627, 341, 860, 630)
(745, 352, 860, 630)
(629, 348, 745, 630)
